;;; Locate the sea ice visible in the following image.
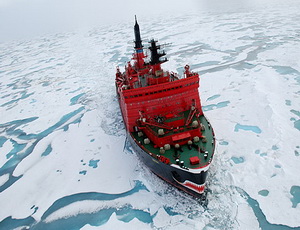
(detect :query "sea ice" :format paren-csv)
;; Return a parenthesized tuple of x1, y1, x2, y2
(0, 2, 300, 229)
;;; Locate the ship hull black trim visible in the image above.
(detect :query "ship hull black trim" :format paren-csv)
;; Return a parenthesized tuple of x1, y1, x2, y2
(128, 133, 208, 198)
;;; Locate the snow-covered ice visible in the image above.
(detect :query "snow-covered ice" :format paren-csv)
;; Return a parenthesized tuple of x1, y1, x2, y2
(0, 2, 300, 230)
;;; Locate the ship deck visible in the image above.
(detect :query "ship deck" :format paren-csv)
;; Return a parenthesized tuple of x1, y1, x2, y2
(131, 115, 215, 169)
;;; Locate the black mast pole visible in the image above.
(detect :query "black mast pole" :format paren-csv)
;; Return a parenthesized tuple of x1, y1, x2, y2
(134, 15, 143, 49)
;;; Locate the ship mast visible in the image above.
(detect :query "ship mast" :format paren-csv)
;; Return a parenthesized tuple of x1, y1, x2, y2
(134, 15, 143, 49)
(149, 40, 167, 65)
(133, 16, 145, 70)
(148, 39, 168, 73)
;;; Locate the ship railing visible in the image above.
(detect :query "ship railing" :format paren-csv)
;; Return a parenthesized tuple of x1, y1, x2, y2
(170, 72, 179, 81)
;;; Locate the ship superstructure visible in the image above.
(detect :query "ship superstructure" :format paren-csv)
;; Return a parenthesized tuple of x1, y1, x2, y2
(115, 17, 215, 197)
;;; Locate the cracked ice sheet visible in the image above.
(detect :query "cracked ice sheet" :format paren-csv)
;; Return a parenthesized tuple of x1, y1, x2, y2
(203, 62, 300, 225)
(1, 3, 300, 230)
(81, 213, 152, 230)
(0, 110, 135, 222)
